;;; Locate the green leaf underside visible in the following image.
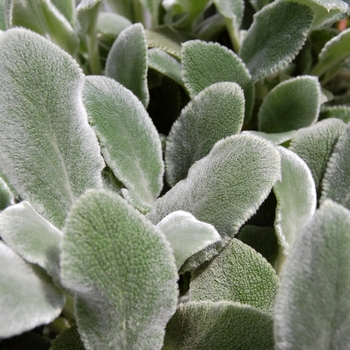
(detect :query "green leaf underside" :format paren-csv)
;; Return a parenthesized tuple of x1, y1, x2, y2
(290, 0, 348, 29)
(145, 26, 196, 59)
(258, 76, 322, 133)
(320, 106, 350, 123)
(274, 200, 350, 350)
(0, 241, 65, 338)
(0, 28, 104, 228)
(191, 238, 279, 312)
(50, 325, 85, 350)
(242, 130, 297, 145)
(273, 147, 317, 255)
(147, 48, 183, 86)
(289, 118, 346, 190)
(60, 189, 178, 350)
(105, 23, 149, 107)
(166, 82, 245, 186)
(321, 123, 350, 209)
(148, 134, 281, 238)
(0, 201, 62, 279)
(83, 76, 163, 208)
(97, 12, 132, 38)
(163, 301, 274, 350)
(182, 40, 254, 121)
(156, 210, 221, 270)
(311, 28, 350, 77)
(239, 1, 314, 82)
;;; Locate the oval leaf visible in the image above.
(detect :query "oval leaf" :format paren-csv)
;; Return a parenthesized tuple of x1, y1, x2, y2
(163, 301, 274, 350)
(273, 147, 317, 257)
(0, 201, 62, 279)
(105, 23, 149, 107)
(191, 238, 279, 312)
(0, 28, 104, 228)
(274, 200, 350, 349)
(321, 123, 350, 209)
(83, 76, 163, 209)
(60, 189, 178, 350)
(258, 76, 323, 133)
(156, 210, 222, 270)
(182, 40, 254, 121)
(0, 242, 65, 338)
(166, 82, 245, 186)
(239, 1, 314, 82)
(148, 134, 281, 238)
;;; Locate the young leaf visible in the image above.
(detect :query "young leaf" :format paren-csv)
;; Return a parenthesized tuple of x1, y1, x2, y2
(51, 325, 85, 350)
(148, 134, 281, 238)
(239, 1, 314, 82)
(289, 118, 346, 190)
(274, 200, 350, 349)
(191, 238, 279, 312)
(60, 189, 178, 350)
(166, 82, 245, 186)
(321, 123, 350, 209)
(105, 23, 149, 107)
(163, 301, 274, 350)
(273, 147, 317, 256)
(311, 28, 350, 78)
(97, 12, 132, 40)
(182, 40, 254, 121)
(83, 76, 163, 209)
(147, 48, 183, 86)
(258, 76, 323, 133)
(0, 201, 62, 279)
(0, 28, 105, 228)
(0, 242, 65, 338)
(156, 210, 221, 270)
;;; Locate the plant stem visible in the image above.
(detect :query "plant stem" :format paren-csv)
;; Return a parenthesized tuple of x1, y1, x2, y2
(225, 18, 240, 53)
(62, 292, 76, 323)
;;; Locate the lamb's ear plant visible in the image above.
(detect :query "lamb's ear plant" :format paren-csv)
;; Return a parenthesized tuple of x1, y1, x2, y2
(0, 0, 350, 349)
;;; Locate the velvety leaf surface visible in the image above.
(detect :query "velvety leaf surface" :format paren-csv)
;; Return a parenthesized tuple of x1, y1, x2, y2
(50, 325, 85, 350)
(83, 76, 163, 209)
(148, 134, 281, 238)
(0, 201, 62, 278)
(258, 76, 322, 133)
(76, 0, 102, 34)
(97, 12, 132, 39)
(60, 189, 178, 350)
(105, 23, 149, 107)
(191, 238, 279, 312)
(289, 118, 346, 191)
(163, 301, 274, 350)
(239, 1, 314, 82)
(0, 28, 104, 228)
(50, 0, 75, 26)
(147, 48, 183, 86)
(320, 106, 350, 123)
(0, 242, 65, 338)
(242, 130, 297, 145)
(311, 28, 350, 77)
(182, 40, 254, 121)
(166, 82, 245, 186)
(274, 200, 350, 349)
(273, 147, 317, 257)
(213, 0, 244, 27)
(156, 211, 221, 270)
(238, 225, 279, 267)
(321, 123, 350, 209)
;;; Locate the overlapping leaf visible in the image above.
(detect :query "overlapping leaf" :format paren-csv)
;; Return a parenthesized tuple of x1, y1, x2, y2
(50, 0, 75, 26)
(60, 189, 178, 350)
(83, 76, 163, 209)
(0, 28, 104, 228)
(274, 200, 350, 349)
(156, 211, 221, 269)
(0, 201, 62, 279)
(320, 106, 350, 123)
(0, 242, 65, 338)
(258, 76, 323, 133)
(242, 130, 297, 145)
(182, 40, 254, 121)
(166, 82, 245, 186)
(148, 134, 281, 238)
(163, 301, 274, 350)
(191, 238, 279, 312)
(239, 1, 314, 82)
(273, 147, 317, 257)
(105, 23, 149, 107)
